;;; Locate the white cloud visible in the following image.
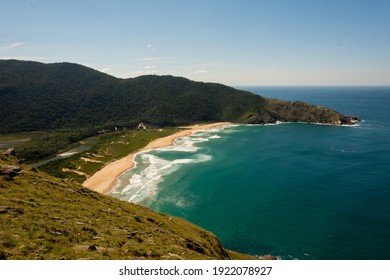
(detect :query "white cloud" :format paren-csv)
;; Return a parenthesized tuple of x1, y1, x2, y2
(146, 43, 157, 51)
(101, 67, 111, 73)
(1, 42, 25, 49)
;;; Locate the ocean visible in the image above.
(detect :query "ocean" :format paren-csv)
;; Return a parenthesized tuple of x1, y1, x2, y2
(111, 86, 390, 260)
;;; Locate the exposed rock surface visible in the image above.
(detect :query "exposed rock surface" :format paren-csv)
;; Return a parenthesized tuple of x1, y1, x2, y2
(2, 147, 16, 156)
(338, 115, 362, 125)
(137, 122, 149, 130)
(0, 164, 22, 178)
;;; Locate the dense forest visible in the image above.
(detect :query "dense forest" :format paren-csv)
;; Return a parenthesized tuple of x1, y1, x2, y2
(0, 59, 351, 131)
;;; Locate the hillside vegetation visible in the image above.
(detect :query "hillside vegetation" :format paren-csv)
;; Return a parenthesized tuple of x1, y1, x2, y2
(38, 128, 181, 183)
(0, 60, 348, 132)
(0, 153, 265, 260)
(0, 60, 354, 161)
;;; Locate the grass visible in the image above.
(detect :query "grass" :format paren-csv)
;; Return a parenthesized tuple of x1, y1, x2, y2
(0, 154, 261, 260)
(0, 132, 43, 150)
(38, 128, 181, 183)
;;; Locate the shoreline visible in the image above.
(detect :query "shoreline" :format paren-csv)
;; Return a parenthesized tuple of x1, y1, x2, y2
(82, 122, 231, 194)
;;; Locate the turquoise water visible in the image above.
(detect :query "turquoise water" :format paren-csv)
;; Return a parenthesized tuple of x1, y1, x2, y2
(112, 87, 390, 259)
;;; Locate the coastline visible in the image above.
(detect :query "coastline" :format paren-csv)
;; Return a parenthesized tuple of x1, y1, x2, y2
(82, 122, 230, 194)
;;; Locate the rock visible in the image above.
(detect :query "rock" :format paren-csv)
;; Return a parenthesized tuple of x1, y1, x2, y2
(339, 115, 362, 125)
(0, 165, 22, 178)
(347, 115, 362, 122)
(137, 122, 149, 130)
(88, 245, 97, 251)
(0, 206, 24, 215)
(186, 240, 205, 255)
(258, 254, 278, 260)
(2, 147, 16, 156)
(242, 114, 275, 125)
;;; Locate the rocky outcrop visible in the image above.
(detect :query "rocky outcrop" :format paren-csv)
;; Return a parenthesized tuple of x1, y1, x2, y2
(137, 122, 149, 130)
(338, 115, 362, 125)
(2, 147, 16, 156)
(241, 99, 362, 126)
(0, 164, 22, 178)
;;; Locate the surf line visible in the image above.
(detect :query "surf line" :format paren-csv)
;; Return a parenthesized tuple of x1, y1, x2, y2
(82, 122, 231, 195)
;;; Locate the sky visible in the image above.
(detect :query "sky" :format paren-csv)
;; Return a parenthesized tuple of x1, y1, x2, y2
(1, 0, 389, 86)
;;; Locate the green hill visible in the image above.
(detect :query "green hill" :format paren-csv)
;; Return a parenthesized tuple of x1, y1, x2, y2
(0, 59, 357, 162)
(0, 59, 353, 131)
(0, 153, 266, 260)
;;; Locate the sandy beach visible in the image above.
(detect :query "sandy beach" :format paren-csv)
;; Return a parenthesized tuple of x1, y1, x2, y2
(82, 122, 230, 194)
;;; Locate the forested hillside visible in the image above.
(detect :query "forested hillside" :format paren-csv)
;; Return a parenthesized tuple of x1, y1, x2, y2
(0, 60, 355, 161)
(0, 60, 350, 133)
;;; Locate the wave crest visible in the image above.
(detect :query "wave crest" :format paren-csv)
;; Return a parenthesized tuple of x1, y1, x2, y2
(114, 124, 234, 204)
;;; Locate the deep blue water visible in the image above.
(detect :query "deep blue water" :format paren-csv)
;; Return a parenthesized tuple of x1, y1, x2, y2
(112, 86, 390, 259)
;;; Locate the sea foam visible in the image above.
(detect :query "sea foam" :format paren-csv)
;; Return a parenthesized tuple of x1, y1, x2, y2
(114, 126, 229, 203)
(120, 152, 212, 203)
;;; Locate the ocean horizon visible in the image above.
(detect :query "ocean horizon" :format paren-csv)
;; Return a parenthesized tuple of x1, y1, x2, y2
(112, 86, 390, 260)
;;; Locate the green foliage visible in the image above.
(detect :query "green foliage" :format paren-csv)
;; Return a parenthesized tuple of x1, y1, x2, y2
(0, 59, 345, 134)
(14, 129, 98, 162)
(38, 128, 181, 182)
(0, 59, 347, 162)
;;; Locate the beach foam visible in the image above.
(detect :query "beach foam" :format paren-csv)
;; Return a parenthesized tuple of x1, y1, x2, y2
(157, 137, 205, 152)
(113, 126, 228, 203)
(118, 151, 213, 203)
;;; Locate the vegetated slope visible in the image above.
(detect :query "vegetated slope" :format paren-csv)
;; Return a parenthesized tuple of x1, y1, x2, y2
(0, 153, 259, 260)
(0, 59, 350, 134)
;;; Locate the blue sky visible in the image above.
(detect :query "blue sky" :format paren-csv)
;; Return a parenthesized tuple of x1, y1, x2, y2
(1, 0, 389, 85)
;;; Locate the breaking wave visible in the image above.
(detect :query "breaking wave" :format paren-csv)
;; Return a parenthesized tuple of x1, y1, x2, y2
(112, 125, 234, 204)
